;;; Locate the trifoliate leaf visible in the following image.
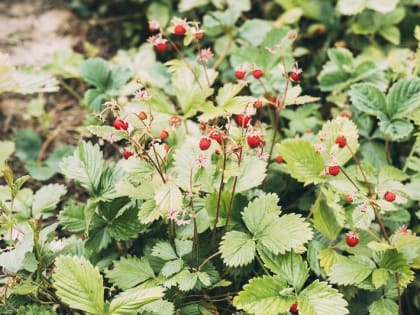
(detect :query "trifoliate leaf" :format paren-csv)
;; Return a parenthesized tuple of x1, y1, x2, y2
(53, 255, 104, 314)
(108, 285, 164, 315)
(380, 250, 413, 286)
(277, 139, 325, 185)
(233, 276, 293, 315)
(298, 280, 349, 315)
(105, 256, 155, 289)
(220, 231, 256, 267)
(329, 256, 375, 285)
(368, 298, 398, 315)
(60, 141, 104, 194)
(242, 193, 280, 235)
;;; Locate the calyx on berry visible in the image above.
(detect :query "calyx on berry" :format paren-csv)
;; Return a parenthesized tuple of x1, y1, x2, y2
(328, 165, 340, 176)
(290, 302, 299, 313)
(252, 68, 263, 79)
(122, 149, 133, 160)
(290, 62, 302, 82)
(335, 135, 347, 148)
(199, 137, 211, 151)
(234, 114, 252, 127)
(113, 118, 129, 130)
(384, 191, 396, 202)
(346, 231, 359, 247)
(159, 130, 169, 141)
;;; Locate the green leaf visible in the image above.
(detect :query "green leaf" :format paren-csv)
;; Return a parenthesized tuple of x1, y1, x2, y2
(14, 70, 59, 94)
(220, 231, 256, 267)
(139, 299, 175, 315)
(84, 89, 107, 111)
(379, 26, 400, 45)
(372, 269, 390, 289)
(161, 259, 183, 277)
(233, 276, 294, 315)
(0, 141, 15, 175)
(311, 193, 342, 241)
(80, 58, 111, 90)
(367, 0, 399, 13)
(109, 285, 164, 315)
(329, 256, 375, 285)
(386, 77, 420, 118)
(178, 0, 210, 11)
(152, 241, 178, 261)
(58, 201, 86, 233)
(379, 119, 413, 141)
(32, 184, 67, 218)
(16, 305, 55, 315)
(337, 0, 365, 15)
(259, 213, 313, 255)
(242, 193, 280, 235)
(235, 156, 267, 192)
(277, 139, 325, 185)
(369, 298, 398, 315)
(154, 182, 183, 212)
(259, 250, 309, 291)
(14, 129, 42, 163)
(327, 48, 354, 69)
(348, 83, 387, 116)
(52, 255, 104, 314)
(298, 280, 349, 315)
(60, 141, 104, 194)
(105, 256, 155, 289)
(238, 19, 272, 46)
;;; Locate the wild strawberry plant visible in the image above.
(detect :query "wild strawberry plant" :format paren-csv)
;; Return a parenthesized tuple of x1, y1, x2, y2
(1, 1, 420, 315)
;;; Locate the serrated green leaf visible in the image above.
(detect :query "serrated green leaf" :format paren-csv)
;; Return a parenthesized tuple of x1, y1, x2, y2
(32, 184, 66, 218)
(259, 250, 309, 291)
(106, 256, 155, 289)
(348, 83, 387, 116)
(220, 231, 256, 267)
(327, 48, 354, 69)
(337, 0, 365, 15)
(372, 269, 390, 289)
(161, 259, 183, 277)
(60, 141, 104, 194)
(298, 280, 349, 315)
(367, 0, 398, 13)
(311, 194, 342, 241)
(155, 182, 183, 212)
(379, 118, 413, 141)
(139, 299, 175, 315)
(152, 241, 178, 261)
(58, 201, 86, 233)
(277, 139, 325, 185)
(235, 156, 267, 192)
(369, 299, 398, 315)
(386, 77, 420, 118)
(109, 285, 164, 315)
(14, 129, 42, 163)
(242, 193, 280, 235)
(16, 305, 55, 315)
(0, 141, 15, 175)
(319, 248, 343, 275)
(233, 276, 293, 315)
(329, 256, 375, 285)
(379, 26, 400, 45)
(80, 58, 111, 90)
(53, 255, 104, 314)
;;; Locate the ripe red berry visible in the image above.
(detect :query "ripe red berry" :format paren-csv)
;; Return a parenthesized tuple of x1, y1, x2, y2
(113, 118, 129, 130)
(254, 99, 263, 109)
(247, 135, 261, 148)
(155, 42, 168, 52)
(194, 30, 204, 39)
(290, 302, 299, 313)
(290, 71, 300, 81)
(384, 191, 396, 202)
(199, 137, 211, 151)
(252, 68, 263, 79)
(335, 135, 347, 148)
(235, 69, 246, 80)
(234, 114, 252, 127)
(159, 130, 169, 141)
(209, 130, 223, 144)
(275, 155, 284, 164)
(346, 232, 359, 247)
(328, 165, 340, 176)
(174, 24, 186, 36)
(345, 194, 353, 203)
(169, 116, 182, 127)
(122, 149, 133, 160)
(138, 111, 147, 120)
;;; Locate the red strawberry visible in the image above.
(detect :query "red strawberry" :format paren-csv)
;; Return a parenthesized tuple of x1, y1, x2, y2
(122, 149, 133, 160)
(335, 135, 347, 148)
(234, 114, 252, 127)
(194, 30, 204, 39)
(345, 194, 353, 203)
(199, 137, 211, 151)
(113, 118, 129, 130)
(384, 191, 396, 202)
(174, 24, 186, 36)
(164, 144, 171, 152)
(254, 99, 263, 109)
(290, 71, 300, 81)
(155, 42, 167, 52)
(328, 165, 340, 176)
(138, 111, 147, 120)
(159, 130, 169, 140)
(209, 130, 223, 144)
(290, 302, 298, 313)
(235, 69, 246, 80)
(247, 135, 261, 148)
(169, 116, 182, 127)
(252, 68, 263, 79)
(274, 155, 284, 164)
(346, 231, 359, 247)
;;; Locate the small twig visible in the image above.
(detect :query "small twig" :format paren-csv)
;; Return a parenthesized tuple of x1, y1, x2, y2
(198, 251, 221, 271)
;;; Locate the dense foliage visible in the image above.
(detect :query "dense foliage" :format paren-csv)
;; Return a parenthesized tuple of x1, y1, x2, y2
(1, 0, 420, 314)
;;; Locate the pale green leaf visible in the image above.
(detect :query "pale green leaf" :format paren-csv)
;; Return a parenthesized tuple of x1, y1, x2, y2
(220, 231, 256, 267)
(60, 141, 104, 194)
(348, 83, 387, 116)
(378, 119, 413, 141)
(329, 256, 375, 285)
(386, 77, 420, 118)
(379, 26, 400, 45)
(327, 48, 354, 68)
(277, 139, 325, 185)
(109, 285, 164, 315)
(235, 156, 267, 192)
(311, 194, 342, 241)
(178, 0, 210, 11)
(372, 269, 390, 289)
(105, 256, 155, 289)
(298, 280, 349, 315)
(14, 70, 59, 94)
(337, 0, 365, 15)
(367, 0, 398, 13)
(319, 248, 343, 275)
(161, 259, 183, 277)
(138, 199, 165, 224)
(53, 255, 104, 314)
(242, 193, 280, 235)
(369, 298, 398, 315)
(154, 182, 183, 212)
(233, 276, 293, 315)
(152, 241, 178, 261)
(32, 184, 67, 218)
(139, 299, 175, 315)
